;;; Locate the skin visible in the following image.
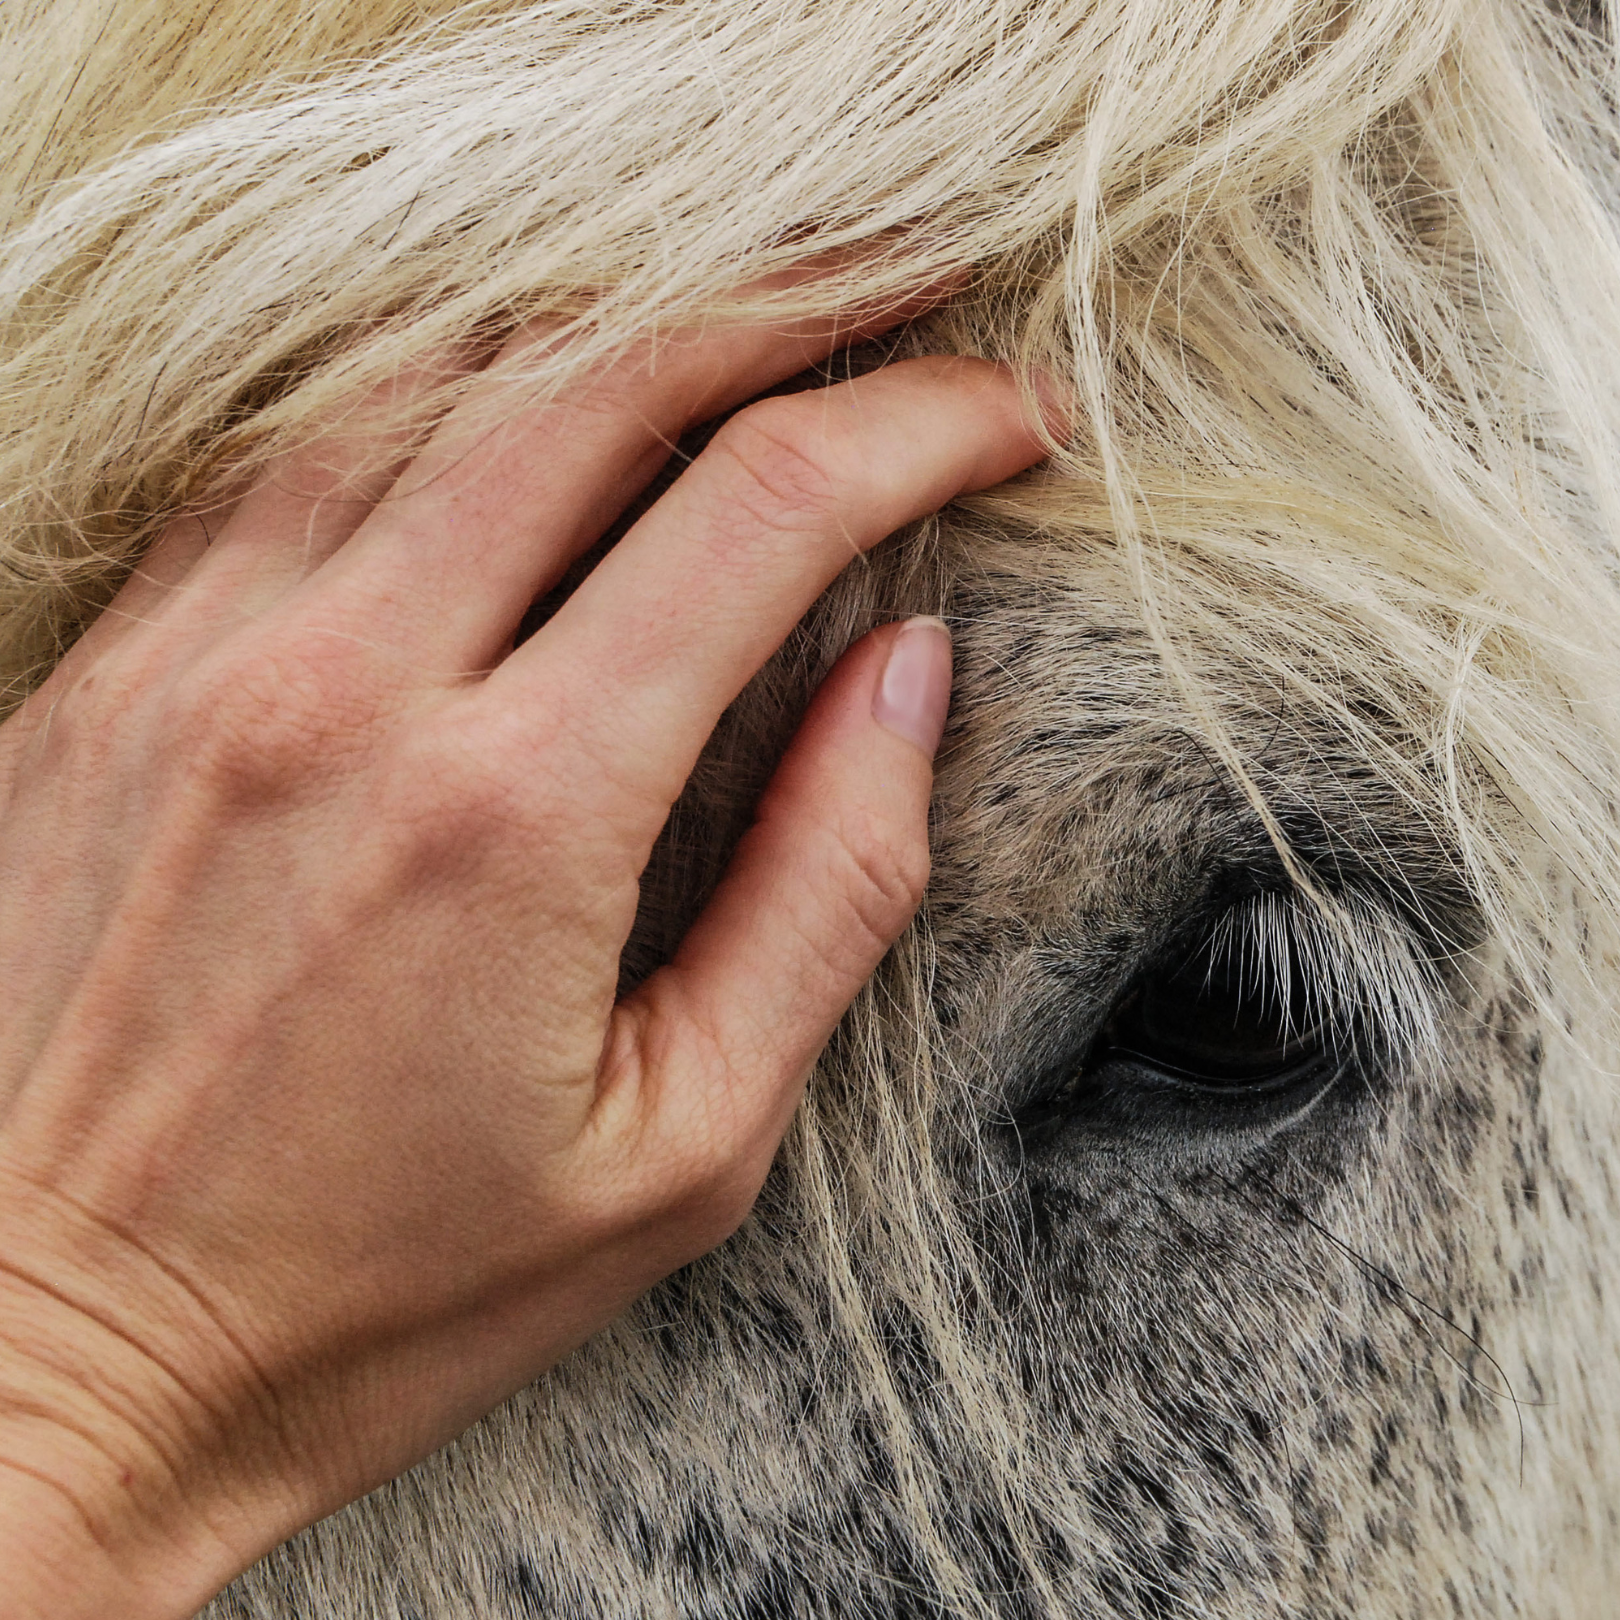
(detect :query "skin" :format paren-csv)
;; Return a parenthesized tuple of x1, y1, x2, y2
(0, 277, 1054, 1620)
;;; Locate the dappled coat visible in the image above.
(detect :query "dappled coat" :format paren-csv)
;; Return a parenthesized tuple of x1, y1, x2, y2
(4, 0, 1620, 1614)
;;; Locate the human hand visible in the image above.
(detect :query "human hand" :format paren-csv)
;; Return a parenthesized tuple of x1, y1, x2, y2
(0, 276, 1052, 1619)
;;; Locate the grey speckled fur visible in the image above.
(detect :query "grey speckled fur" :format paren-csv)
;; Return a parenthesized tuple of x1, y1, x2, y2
(203, 489, 1620, 1617)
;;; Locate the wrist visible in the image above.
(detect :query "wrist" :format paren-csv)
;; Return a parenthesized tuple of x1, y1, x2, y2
(0, 1451, 226, 1620)
(0, 1382, 247, 1620)
(0, 1174, 302, 1620)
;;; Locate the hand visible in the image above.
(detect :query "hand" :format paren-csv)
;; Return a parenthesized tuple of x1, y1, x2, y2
(0, 274, 1051, 1620)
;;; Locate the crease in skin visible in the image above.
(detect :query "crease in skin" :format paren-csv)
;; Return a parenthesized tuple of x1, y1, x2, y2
(0, 1169, 282, 1424)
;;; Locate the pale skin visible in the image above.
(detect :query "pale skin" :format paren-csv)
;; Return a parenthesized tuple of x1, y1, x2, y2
(0, 273, 1055, 1620)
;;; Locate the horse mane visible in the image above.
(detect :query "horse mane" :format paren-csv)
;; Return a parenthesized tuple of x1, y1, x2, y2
(7, 4, 1620, 1610)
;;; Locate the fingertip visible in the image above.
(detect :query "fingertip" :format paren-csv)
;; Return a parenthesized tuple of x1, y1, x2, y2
(1028, 367, 1076, 444)
(871, 617, 953, 758)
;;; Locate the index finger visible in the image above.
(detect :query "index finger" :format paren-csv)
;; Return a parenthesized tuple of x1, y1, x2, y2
(491, 356, 1051, 821)
(298, 263, 965, 668)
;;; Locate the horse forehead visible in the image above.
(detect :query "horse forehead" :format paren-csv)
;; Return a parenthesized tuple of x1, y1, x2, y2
(937, 591, 1430, 877)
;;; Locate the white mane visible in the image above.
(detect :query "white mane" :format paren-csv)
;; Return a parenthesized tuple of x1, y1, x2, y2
(6, 2, 1620, 1611)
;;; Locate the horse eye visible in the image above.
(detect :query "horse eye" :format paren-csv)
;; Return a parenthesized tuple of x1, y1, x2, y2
(1098, 935, 1325, 1092)
(1013, 913, 1346, 1145)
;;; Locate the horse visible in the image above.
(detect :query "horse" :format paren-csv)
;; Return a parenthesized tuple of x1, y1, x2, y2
(4, 0, 1619, 1613)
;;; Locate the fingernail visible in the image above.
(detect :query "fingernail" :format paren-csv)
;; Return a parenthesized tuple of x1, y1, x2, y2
(872, 617, 953, 757)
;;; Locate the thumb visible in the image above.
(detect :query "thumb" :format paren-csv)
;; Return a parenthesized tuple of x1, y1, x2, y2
(617, 616, 950, 1196)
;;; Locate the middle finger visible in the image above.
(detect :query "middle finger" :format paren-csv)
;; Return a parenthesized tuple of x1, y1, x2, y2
(304, 277, 952, 671)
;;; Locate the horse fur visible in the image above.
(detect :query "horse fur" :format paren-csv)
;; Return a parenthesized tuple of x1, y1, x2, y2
(4, 0, 1620, 1614)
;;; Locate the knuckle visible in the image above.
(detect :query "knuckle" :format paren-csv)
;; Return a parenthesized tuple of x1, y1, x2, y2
(705, 401, 848, 530)
(13, 638, 180, 775)
(393, 748, 527, 861)
(404, 704, 570, 842)
(165, 633, 386, 796)
(34, 662, 138, 739)
(834, 815, 931, 951)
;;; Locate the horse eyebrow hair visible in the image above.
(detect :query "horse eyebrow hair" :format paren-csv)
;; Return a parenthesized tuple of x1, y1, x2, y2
(1215, 888, 1441, 1058)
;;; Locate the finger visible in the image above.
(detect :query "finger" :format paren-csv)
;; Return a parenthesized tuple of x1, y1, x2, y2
(40, 346, 486, 693)
(140, 345, 487, 629)
(305, 269, 959, 667)
(594, 617, 951, 1220)
(64, 504, 233, 658)
(8, 346, 479, 743)
(9, 495, 244, 727)
(499, 357, 1047, 820)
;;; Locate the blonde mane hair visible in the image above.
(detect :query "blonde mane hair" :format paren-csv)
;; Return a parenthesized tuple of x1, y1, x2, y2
(6, 0, 1620, 930)
(6, 1, 1620, 1612)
